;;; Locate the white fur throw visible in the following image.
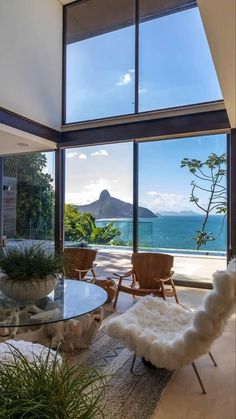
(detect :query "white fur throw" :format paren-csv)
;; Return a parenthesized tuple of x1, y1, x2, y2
(0, 340, 61, 365)
(106, 261, 236, 370)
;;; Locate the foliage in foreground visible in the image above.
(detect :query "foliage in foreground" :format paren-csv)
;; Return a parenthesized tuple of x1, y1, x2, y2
(181, 152, 227, 249)
(4, 153, 54, 240)
(64, 204, 125, 245)
(0, 345, 107, 419)
(0, 243, 63, 282)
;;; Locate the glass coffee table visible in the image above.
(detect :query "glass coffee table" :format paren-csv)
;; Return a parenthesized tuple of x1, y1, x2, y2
(0, 279, 108, 351)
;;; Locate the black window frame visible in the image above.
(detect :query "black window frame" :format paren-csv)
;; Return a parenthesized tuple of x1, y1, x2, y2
(62, 0, 224, 126)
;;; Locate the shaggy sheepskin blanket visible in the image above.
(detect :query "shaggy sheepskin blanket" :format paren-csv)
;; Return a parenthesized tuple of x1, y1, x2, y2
(106, 260, 236, 370)
(0, 340, 61, 364)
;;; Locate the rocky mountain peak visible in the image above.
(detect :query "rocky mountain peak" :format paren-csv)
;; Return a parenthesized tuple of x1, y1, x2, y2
(99, 190, 111, 200)
(76, 190, 157, 219)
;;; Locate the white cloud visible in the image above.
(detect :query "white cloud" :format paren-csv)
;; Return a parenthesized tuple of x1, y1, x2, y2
(66, 178, 111, 206)
(144, 191, 196, 213)
(116, 72, 132, 86)
(139, 87, 147, 94)
(129, 69, 135, 73)
(66, 151, 87, 160)
(91, 149, 108, 157)
(78, 153, 87, 160)
(147, 191, 159, 197)
(84, 178, 110, 193)
(67, 152, 77, 159)
(65, 178, 132, 207)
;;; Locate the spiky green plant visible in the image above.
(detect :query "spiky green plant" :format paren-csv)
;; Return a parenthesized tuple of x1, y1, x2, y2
(0, 345, 107, 418)
(0, 243, 64, 282)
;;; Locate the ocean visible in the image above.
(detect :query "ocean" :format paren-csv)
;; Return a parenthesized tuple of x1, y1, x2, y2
(96, 215, 227, 255)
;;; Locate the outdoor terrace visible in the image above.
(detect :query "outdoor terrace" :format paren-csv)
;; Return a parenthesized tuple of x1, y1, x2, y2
(5, 239, 226, 286)
(89, 247, 226, 286)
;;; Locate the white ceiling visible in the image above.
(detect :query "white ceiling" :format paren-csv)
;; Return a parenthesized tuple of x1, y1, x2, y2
(0, 124, 57, 156)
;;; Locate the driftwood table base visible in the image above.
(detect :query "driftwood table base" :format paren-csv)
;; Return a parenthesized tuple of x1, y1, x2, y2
(0, 307, 103, 352)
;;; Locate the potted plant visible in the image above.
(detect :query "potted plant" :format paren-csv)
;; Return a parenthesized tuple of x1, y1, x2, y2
(0, 243, 64, 302)
(0, 344, 107, 418)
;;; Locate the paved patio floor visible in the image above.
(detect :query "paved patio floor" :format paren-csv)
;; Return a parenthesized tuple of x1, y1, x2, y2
(93, 248, 226, 284)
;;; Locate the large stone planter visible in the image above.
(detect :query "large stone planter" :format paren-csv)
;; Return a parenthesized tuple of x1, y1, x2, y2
(0, 275, 59, 302)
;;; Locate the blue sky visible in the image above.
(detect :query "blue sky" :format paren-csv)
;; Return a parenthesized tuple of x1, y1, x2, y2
(64, 134, 226, 214)
(138, 134, 226, 213)
(66, 7, 222, 122)
(60, 6, 226, 214)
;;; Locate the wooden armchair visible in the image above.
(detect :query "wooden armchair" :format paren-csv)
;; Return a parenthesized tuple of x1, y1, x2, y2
(113, 252, 179, 309)
(63, 248, 97, 282)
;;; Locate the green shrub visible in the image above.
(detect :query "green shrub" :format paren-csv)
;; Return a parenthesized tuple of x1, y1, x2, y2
(0, 345, 107, 418)
(0, 243, 63, 282)
(64, 205, 122, 245)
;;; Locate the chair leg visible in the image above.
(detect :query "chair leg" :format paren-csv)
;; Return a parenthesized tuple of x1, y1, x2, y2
(161, 284, 167, 301)
(113, 288, 120, 309)
(171, 279, 179, 304)
(208, 352, 217, 367)
(192, 362, 207, 395)
(174, 292, 179, 304)
(91, 269, 97, 281)
(130, 354, 136, 373)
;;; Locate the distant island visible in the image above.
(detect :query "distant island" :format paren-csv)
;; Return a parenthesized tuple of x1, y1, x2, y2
(76, 190, 157, 219)
(158, 210, 200, 216)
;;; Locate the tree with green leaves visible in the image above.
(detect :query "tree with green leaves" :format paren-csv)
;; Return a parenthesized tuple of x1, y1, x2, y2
(181, 153, 227, 249)
(64, 205, 94, 242)
(90, 223, 121, 245)
(4, 153, 54, 239)
(64, 204, 123, 245)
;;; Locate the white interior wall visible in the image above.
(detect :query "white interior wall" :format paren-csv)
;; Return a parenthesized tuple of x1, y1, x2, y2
(0, 0, 62, 130)
(197, 0, 236, 128)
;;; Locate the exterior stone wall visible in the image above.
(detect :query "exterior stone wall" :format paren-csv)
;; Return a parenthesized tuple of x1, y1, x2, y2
(3, 176, 17, 238)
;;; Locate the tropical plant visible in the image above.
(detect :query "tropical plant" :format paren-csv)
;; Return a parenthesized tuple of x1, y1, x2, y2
(64, 204, 121, 245)
(0, 243, 63, 282)
(64, 204, 94, 242)
(90, 223, 121, 245)
(4, 153, 54, 240)
(0, 345, 107, 418)
(181, 152, 227, 249)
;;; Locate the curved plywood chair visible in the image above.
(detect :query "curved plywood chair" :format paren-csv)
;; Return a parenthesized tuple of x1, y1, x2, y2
(113, 252, 179, 309)
(63, 247, 97, 281)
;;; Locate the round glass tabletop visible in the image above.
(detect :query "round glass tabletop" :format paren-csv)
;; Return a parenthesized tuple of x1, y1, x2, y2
(0, 279, 108, 328)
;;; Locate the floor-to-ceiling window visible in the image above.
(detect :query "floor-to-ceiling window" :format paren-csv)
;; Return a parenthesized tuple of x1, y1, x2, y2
(64, 143, 133, 261)
(62, 0, 229, 286)
(138, 134, 227, 284)
(3, 152, 55, 247)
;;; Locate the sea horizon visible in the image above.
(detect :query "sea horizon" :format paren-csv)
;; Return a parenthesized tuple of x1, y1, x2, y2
(96, 214, 227, 254)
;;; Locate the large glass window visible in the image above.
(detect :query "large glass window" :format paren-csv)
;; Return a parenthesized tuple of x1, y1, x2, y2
(139, 4, 222, 111)
(64, 143, 133, 250)
(138, 134, 227, 284)
(3, 152, 55, 246)
(65, 0, 135, 123)
(64, 1, 223, 124)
